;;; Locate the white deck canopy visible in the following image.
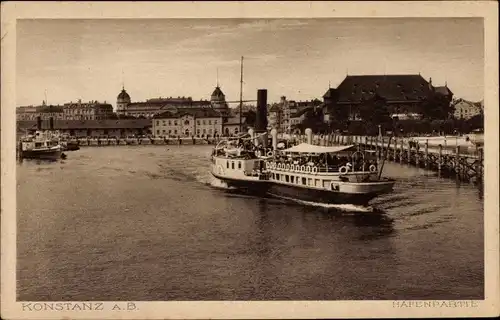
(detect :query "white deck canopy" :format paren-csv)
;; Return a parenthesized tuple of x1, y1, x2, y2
(282, 143, 356, 154)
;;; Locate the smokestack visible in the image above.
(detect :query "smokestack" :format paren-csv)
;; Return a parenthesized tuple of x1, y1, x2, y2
(49, 117, 54, 130)
(36, 116, 42, 130)
(256, 89, 269, 149)
(256, 89, 268, 132)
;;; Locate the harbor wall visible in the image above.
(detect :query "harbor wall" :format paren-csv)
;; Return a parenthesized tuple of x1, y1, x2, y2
(67, 136, 222, 146)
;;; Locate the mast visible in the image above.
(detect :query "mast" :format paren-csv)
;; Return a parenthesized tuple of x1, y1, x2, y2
(239, 56, 243, 133)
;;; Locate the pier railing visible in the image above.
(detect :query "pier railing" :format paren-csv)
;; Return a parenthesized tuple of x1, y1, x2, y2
(278, 133, 483, 183)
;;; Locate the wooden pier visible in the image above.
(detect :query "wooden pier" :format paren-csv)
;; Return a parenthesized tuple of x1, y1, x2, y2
(281, 133, 484, 184)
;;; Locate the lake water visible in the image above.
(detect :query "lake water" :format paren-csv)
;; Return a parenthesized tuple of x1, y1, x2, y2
(17, 145, 484, 301)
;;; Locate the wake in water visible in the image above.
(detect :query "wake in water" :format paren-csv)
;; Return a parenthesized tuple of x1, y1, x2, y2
(204, 176, 375, 213)
(208, 176, 237, 190)
(267, 193, 375, 213)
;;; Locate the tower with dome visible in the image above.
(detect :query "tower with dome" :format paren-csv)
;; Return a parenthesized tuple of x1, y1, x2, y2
(210, 85, 229, 114)
(116, 86, 131, 115)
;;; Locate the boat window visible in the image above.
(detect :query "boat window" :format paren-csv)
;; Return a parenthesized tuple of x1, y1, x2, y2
(285, 175, 289, 183)
(238, 162, 241, 169)
(297, 176, 300, 184)
(35, 142, 42, 148)
(276, 173, 280, 180)
(302, 177, 307, 185)
(231, 162, 235, 169)
(226, 161, 229, 169)
(290, 176, 295, 183)
(315, 179, 321, 187)
(308, 178, 313, 186)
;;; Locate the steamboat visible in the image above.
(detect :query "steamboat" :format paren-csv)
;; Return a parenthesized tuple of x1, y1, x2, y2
(18, 130, 63, 161)
(264, 139, 395, 206)
(210, 58, 395, 206)
(210, 129, 395, 206)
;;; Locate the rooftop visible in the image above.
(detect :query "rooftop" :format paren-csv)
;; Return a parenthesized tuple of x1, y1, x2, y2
(329, 74, 438, 102)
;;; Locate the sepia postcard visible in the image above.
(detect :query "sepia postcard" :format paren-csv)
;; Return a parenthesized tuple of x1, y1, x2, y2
(1, 1, 499, 319)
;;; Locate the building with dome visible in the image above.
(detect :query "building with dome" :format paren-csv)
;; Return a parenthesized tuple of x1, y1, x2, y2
(115, 85, 230, 119)
(210, 86, 229, 113)
(116, 86, 131, 115)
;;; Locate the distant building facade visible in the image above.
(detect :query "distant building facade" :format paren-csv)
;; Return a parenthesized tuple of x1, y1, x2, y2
(17, 100, 113, 121)
(16, 102, 65, 121)
(267, 96, 320, 133)
(267, 103, 282, 131)
(152, 108, 223, 137)
(453, 98, 483, 120)
(223, 116, 249, 136)
(62, 100, 113, 120)
(322, 74, 453, 122)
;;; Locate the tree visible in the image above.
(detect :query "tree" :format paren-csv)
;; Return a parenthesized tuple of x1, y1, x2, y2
(357, 94, 392, 134)
(311, 98, 323, 107)
(326, 103, 350, 132)
(419, 93, 454, 120)
(466, 114, 484, 131)
(299, 107, 325, 133)
(243, 110, 257, 127)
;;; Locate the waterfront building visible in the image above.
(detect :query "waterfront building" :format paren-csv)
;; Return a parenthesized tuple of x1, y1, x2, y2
(222, 116, 248, 136)
(289, 107, 312, 127)
(152, 108, 223, 138)
(62, 99, 114, 120)
(17, 99, 113, 121)
(17, 119, 151, 138)
(267, 97, 321, 133)
(116, 85, 229, 119)
(453, 98, 483, 120)
(322, 74, 454, 121)
(16, 101, 65, 121)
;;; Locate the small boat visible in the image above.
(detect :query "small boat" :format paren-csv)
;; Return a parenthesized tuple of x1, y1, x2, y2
(59, 137, 80, 151)
(18, 130, 63, 161)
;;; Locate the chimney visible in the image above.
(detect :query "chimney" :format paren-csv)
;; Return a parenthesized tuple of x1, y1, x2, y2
(256, 89, 268, 132)
(36, 116, 42, 130)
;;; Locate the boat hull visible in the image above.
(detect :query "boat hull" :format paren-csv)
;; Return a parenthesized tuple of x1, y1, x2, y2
(210, 171, 270, 194)
(21, 148, 62, 161)
(267, 181, 395, 206)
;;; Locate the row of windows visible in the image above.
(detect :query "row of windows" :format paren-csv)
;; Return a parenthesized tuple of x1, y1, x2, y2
(226, 161, 242, 170)
(156, 128, 218, 135)
(155, 119, 218, 126)
(271, 173, 321, 188)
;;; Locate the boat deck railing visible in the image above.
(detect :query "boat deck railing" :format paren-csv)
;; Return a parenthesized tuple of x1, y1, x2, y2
(265, 161, 378, 175)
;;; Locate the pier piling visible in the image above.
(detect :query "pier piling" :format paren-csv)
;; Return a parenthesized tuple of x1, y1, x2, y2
(438, 144, 443, 171)
(425, 140, 429, 168)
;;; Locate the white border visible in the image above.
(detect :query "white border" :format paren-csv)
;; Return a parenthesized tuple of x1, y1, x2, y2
(2, 1, 499, 319)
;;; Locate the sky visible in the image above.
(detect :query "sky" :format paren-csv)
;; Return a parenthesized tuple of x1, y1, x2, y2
(17, 18, 484, 109)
